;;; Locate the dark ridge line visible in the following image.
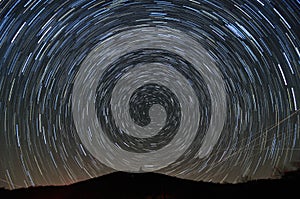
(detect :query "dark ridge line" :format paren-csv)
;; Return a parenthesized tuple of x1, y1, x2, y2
(1, 169, 300, 198)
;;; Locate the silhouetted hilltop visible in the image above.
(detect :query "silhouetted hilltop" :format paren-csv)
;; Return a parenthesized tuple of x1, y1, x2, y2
(1, 169, 300, 199)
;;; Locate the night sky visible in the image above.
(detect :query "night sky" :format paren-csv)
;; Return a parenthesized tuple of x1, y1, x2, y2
(0, 0, 299, 190)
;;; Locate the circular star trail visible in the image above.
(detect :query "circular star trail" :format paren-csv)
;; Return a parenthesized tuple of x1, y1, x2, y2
(0, 0, 299, 189)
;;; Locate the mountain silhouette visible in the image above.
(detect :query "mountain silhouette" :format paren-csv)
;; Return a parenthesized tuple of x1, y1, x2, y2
(1, 169, 300, 199)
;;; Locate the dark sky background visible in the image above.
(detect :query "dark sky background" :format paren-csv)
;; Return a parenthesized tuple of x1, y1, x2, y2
(0, 0, 299, 190)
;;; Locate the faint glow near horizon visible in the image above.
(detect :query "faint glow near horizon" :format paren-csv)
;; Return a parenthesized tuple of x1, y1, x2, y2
(0, 0, 299, 190)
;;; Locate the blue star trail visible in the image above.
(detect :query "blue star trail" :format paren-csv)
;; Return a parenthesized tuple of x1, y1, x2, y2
(0, 0, 299, 190)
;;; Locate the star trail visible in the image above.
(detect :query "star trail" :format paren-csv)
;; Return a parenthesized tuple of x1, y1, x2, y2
(0, 0, 299, 190)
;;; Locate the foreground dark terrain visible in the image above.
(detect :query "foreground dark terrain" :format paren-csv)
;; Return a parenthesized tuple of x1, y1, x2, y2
(1, 169, 300, 199)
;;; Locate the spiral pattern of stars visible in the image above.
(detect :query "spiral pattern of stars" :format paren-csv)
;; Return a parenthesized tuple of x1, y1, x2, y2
(0, 0, 299, 189)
